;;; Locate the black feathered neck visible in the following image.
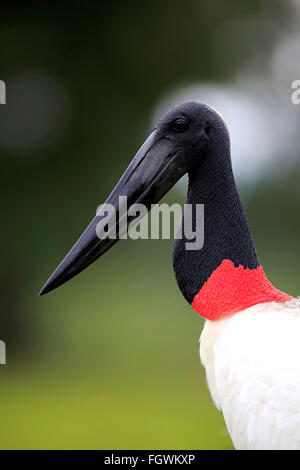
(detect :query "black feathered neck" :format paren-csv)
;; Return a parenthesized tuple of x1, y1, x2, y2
(172, 129, 259, 304)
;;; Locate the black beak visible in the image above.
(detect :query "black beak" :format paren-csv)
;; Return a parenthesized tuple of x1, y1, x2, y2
(40, 131, 184, 295)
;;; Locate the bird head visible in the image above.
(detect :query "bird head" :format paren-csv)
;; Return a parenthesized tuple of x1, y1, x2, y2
(40, 101, 228, 295)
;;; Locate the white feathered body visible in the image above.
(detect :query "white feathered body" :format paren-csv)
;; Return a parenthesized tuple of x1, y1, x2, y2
(200, 298, 300, 450)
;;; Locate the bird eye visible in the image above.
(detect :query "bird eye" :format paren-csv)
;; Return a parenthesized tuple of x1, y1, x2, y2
(204, 126, 210, 136)
(172, 118, 189, 132)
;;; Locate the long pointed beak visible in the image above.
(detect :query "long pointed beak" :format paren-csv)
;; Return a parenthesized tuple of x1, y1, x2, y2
(40, 131, 182, 295)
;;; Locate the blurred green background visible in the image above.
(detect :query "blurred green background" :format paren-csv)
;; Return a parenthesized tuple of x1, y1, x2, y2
(0, 0, 299, 450)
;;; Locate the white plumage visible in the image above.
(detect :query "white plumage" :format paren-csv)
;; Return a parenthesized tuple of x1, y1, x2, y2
(200, 299, 300, 450)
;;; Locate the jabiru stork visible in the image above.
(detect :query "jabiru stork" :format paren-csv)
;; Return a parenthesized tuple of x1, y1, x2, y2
(40, 101, 299, 450)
